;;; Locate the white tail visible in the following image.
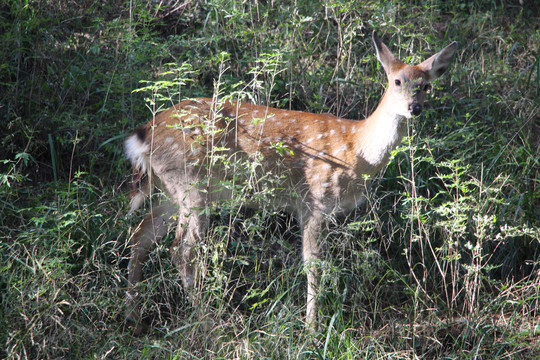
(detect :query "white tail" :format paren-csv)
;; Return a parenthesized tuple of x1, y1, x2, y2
(124, 32, 457, 333)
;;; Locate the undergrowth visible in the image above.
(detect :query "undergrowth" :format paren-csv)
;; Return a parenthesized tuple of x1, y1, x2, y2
(1, 0, 538, 359)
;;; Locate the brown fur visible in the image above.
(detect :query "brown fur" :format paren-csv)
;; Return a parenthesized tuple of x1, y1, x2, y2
(124, 33, 457, 333)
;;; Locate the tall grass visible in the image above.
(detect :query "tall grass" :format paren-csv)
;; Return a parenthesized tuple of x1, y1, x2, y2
(0, 0, 538, 359)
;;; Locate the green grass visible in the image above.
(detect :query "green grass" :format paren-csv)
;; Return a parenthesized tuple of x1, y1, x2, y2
(1, 0, 539, 358)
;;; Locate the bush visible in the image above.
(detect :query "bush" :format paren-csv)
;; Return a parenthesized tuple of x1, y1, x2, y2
(1, 0, 538, 358)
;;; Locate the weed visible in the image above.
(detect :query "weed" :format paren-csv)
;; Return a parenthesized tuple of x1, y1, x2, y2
(1, 0, 538, 359)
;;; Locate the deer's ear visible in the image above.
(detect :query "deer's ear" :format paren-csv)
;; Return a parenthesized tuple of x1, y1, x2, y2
(418, 41, 458, 81)
(372, 32, 402, 76)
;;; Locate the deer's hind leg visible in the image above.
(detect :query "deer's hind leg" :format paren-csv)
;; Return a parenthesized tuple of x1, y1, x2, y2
(170, 190, 209, 298)
(126, 201, 176, 333)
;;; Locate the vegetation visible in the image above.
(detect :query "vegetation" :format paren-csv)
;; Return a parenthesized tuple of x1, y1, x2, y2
(1, 0, 538, 358)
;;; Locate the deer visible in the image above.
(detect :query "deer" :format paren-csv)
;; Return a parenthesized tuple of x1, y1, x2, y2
(124, 32, 457, 334)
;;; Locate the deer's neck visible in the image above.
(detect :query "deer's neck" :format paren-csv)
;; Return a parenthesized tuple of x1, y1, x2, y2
(355, 93, 407, 172)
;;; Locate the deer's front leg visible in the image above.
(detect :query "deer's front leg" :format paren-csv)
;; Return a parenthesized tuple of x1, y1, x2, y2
(301, 211, 323, 332)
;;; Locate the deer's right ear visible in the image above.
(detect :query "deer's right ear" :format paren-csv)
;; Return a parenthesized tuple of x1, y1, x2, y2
(372, 32, 400, 76)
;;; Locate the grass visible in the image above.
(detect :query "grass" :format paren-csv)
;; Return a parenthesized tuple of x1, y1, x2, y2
(1, 0, 539, 359)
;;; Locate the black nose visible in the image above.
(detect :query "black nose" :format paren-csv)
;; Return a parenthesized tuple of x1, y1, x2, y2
(410, 103, 422, 116)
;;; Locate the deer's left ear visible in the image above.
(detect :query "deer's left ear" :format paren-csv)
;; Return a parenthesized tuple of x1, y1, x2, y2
(418, 41, 458, 81)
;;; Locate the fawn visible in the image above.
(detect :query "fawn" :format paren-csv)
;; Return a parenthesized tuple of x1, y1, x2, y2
(124, 32, 457, 333)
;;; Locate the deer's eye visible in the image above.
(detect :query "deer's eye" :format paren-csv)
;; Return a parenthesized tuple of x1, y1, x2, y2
(394, 79, 401, 86)
(423, 84, 432, 92)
